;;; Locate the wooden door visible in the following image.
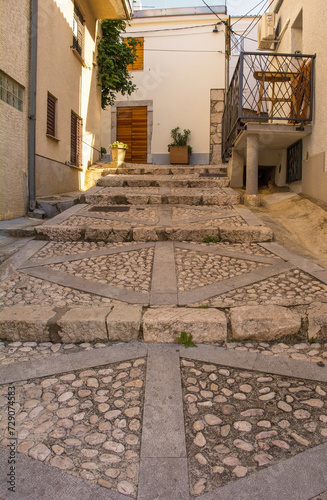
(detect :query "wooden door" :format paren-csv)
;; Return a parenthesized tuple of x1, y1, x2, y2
(117, 106, 147, 164)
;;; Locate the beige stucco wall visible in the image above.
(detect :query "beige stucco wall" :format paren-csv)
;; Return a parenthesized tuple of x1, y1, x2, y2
(270, 0, 327, 203)
(35, 0, 102, 196)
(0, 0, 30, 220)
(101, 12, 227, 164)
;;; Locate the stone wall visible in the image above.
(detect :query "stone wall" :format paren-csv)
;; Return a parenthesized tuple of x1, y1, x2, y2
(210, 89, 225, 165)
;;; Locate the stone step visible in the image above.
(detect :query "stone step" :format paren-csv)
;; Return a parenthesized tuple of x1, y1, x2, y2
(81, 187, 239, 207)
(0, 303, 321, 343)
(105, 164, 227, 176)
(97, 174, 230, 189)
(34, 222, 273, 243)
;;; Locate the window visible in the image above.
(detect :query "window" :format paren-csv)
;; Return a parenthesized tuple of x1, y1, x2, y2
(73, 3, 84, 57)
(0, 70, 23, 111)
(46, 93, 57, 137)
(71, 111, 83, 167)
(126, 37, 144, 71)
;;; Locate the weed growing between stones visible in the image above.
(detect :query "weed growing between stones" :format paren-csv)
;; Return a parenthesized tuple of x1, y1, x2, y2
(176, 332, 198, 348)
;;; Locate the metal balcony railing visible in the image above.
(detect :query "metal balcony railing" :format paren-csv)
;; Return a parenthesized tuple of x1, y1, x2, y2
(222, 52, 315, 162)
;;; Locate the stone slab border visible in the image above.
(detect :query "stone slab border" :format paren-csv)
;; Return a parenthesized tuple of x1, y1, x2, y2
(260, 242, 327, 284)
(0, 240, 47, 282)
(0, 447, 127, 500)
(197, 442, 327, 500)
(1, 343, 327, 500)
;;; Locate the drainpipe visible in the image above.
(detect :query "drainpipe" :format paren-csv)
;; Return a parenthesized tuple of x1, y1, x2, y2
(28, 0, 38, 211)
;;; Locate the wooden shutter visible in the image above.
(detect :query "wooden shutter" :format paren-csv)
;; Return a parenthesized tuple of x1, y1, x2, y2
(73, 3, 84, 56)
(47, 93, 56, 136)
(126, 38, 144, 71)
(71, 111, 83, 166)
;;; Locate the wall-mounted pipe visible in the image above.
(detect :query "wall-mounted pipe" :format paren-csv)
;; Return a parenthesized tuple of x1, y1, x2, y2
(28, 0, 38, 210)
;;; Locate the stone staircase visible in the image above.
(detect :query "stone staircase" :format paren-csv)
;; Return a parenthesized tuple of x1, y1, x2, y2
(34, 163, 272, 244)
(2, 163, 327, 345)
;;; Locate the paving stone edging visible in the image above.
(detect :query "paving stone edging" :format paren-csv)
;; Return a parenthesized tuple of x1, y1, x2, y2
(1, 302, 327, 343)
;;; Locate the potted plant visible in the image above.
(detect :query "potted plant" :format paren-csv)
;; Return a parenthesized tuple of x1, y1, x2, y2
(168, 127, 192, 165)
(110, 141, 128, 166)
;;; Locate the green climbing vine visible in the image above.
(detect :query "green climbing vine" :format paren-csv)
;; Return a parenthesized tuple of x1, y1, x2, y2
(97, 20, 141, 109)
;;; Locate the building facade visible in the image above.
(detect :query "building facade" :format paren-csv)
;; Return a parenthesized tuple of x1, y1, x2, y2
(0, 0, 132, 220)
(101, 6, 228, 165)
(0, 0, 30, 220)
(225, 1, 327, 205)
(270, 0, 327, 203)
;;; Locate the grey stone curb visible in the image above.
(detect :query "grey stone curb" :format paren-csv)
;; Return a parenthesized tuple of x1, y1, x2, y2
(0, 240, 47, 282)
(178, 344, 327, 382)
(44, 204, 87, 226)
(0, 448, 127, 500)
(260, 242, 327, 283)
(197, 442, 327, 500)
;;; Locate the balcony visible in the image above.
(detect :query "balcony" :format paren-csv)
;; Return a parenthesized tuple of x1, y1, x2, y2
(89, 0, 133, 20)
(222, 52, 315, 203)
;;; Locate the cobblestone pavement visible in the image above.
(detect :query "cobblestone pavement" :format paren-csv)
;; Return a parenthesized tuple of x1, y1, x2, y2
(0, 357, 146, 497)
(0, 344, 327, 500)
(181, 358, 327, 496)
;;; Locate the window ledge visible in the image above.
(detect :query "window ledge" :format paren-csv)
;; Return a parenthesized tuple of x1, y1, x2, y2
(46, 134, 60, 142)
(71, 47, 87, 68)
(65, 161, 83, 171)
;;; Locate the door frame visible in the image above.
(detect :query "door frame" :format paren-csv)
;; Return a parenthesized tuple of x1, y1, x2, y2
(111, 100, 153, 164)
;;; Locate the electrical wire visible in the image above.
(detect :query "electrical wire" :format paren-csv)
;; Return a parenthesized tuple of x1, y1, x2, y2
(201, 0, 229, 27)
(143, 48, 224, 53)
(230, 0, 274, 52)
(230, 0, 268, 27)
(125, 23, 221, 34)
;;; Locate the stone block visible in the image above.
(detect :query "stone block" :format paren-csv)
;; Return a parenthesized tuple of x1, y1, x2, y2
(219, 226, 273, 243)
(307, 302, 327, 339)
(230, 305, 301, 341)
(0, 306, 55, 341)
(166, 226, 219, 242)
(210, 89, 225, 101)
(35, 225, 83, 241)
(85, 227, 131, 242)
(57, 307, 111, 343)
(133, 228, 159, 242)
(143, 307, 227, 343)
(244, 194, 261, 207)
(106, 304, 143, 341)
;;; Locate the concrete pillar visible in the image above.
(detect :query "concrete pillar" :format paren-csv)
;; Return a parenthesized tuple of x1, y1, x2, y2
(246, 134, 259, 195)
(228, 150, 244, 188)
(244, 134, 260, 207)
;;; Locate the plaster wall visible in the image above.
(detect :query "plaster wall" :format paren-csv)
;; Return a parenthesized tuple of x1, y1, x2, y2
(270, 0, 327, 202)
(35, 0, 101, 196)
(101, 12, 226, 164)
(0, 0, 30, 219)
